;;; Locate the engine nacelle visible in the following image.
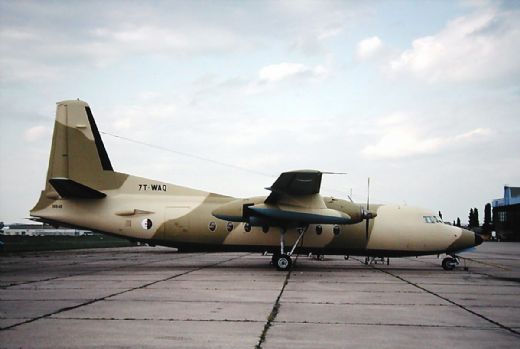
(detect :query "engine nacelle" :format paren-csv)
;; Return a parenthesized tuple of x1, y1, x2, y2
(211, 196, 265, 222)
(323, 197, 365, 224)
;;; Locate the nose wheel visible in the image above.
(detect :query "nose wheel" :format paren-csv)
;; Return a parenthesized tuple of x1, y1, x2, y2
(442, 256, 459, 270)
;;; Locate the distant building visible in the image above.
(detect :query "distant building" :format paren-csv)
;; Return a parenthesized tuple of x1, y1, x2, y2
(492, 186, 520, 241)
(1, 223, 91, 236)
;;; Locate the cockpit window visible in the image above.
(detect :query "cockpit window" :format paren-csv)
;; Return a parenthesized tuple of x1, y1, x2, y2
(423, 216, 443, 224)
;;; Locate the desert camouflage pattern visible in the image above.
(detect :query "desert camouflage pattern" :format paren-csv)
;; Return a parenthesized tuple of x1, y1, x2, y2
(31, 100, 479, 258)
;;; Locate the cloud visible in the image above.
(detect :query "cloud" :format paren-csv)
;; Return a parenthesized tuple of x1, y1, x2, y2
(242, 62, 329, 95)
(356, 36, 383, 60)
(23, 125, 50, 142)
(275, 0, 367, 55)
(87, 24, 242, 64)
(0, 1, 365, 84)
(387, 5, 520, 82)
(362, 114, 492, 159)
(258, 62, 328, 82)
(102, 100, 177, 131)
(0, 3, 249, 81)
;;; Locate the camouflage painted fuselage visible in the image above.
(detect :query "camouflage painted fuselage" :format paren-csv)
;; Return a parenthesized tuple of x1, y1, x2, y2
(31, 100, 479, 257)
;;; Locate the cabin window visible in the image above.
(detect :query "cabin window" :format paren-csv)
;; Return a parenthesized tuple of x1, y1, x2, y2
(315, 225, 322, 235)
(244, 223, 251, 232)
(262, 226, 269, 233)
(333, 225, 341, 235)
(226, 222, 234, 232)
(208, 221, 217, 232)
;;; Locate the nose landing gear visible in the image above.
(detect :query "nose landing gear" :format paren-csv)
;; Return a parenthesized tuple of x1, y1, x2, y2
(442, 256, 459, 270)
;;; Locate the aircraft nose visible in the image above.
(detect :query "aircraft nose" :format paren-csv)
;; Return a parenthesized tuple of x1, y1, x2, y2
(475, 233, 483, 246)
(449, 228, 477, 252)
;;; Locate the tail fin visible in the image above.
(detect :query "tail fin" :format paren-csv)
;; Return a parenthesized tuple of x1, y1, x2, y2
(32, 100, 127, 212)
(46, 100, 113, 183)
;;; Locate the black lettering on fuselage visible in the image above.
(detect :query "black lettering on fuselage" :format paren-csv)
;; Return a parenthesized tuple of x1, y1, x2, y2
(139, 184, 167, 191)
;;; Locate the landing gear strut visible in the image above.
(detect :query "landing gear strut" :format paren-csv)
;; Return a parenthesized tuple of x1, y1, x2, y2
(272, 226, 308, 271)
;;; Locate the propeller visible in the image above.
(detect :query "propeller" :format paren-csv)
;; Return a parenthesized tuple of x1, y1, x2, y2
(363, 177, 377, 241)
(366, 177, 370, 241)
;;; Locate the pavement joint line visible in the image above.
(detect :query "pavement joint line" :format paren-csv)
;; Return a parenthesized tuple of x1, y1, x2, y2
(0, 299, 277, 304)
(31, 317, 502, 329)
(0, 253, 250, 331)
(353, 257, 520, 338)
(406, 255, 513, 273)
(271, 320, 499, 329)
(0, 251, 178, 277)
(0, 317, 498, 329)
(0, 252, 203, 289)
(42, 317, 265, 323)
(255, 255, 298, 349)
(404, 256, 520, 284)
(278, 301, 453, 306)
(0, 250, 207, 290)
(454, 256, 511, 271)
(0, 254, 146, 273)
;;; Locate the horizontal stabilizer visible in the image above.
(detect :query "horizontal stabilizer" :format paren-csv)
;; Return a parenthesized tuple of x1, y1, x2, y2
(49, 177, 106, 199)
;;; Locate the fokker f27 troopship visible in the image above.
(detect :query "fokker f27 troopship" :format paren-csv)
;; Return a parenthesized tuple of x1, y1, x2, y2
(30, 100, 482, 271)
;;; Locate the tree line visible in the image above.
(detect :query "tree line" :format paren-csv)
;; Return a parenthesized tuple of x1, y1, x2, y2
(451, 203, 492, 232)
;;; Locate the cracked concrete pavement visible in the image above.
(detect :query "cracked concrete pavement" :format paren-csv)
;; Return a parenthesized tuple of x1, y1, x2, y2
(1, 242, 519, 348)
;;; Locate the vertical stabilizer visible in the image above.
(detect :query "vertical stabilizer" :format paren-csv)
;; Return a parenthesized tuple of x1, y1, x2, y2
(32, 100, 127, 213)
(46, 100, 114, 183)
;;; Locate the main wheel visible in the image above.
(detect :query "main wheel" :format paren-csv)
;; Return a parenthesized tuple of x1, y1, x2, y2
(442, 257, 456, 271)
(276, 254, 292, 271)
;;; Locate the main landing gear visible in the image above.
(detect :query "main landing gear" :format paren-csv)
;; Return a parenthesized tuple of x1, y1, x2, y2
(271, 226, 308, 271)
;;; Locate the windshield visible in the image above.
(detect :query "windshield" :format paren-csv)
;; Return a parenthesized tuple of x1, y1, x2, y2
(423, 216, 443, 224)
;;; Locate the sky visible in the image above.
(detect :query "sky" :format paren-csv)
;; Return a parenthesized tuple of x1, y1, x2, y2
(1, 0, 519, 225)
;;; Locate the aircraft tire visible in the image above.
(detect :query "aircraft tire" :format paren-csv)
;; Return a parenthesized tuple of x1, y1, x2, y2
(442, 257, 455, 271)
(276, 254, 292, 271)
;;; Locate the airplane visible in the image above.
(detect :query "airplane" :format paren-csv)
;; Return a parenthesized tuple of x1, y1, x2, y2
(30, 100, 483, 271)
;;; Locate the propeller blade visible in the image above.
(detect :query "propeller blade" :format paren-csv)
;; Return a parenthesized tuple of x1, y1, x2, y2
(365, 216, 369, 241)
(365, 177, 370, 241)
(367, 177, 370, 211)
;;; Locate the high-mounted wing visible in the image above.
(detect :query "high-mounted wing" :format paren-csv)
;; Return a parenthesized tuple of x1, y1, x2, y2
(212, 170, 352, 226)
